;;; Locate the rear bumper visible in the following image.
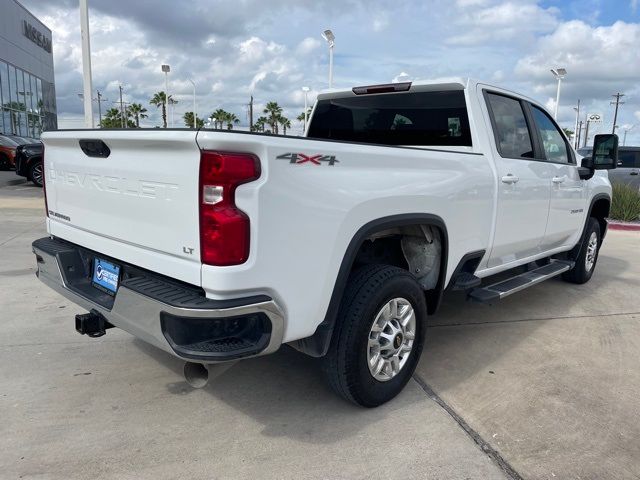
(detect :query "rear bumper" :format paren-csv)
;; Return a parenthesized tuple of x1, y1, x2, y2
(32, 237, 284, 363)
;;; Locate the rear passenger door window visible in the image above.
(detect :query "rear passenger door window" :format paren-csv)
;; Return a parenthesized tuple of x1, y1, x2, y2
(485, 93, 534, 159)
(530, 106, 571, 164)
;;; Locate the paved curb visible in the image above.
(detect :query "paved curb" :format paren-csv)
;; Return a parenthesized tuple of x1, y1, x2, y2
(608, 221, 640, 231)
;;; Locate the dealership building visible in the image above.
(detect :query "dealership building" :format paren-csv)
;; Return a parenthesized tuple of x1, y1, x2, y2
(0, 0, 57, 138)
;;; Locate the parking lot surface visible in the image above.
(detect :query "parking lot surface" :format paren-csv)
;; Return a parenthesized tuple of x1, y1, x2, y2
(1, 170, 639, 479)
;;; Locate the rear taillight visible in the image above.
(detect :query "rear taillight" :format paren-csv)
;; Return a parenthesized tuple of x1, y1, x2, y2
(199, 151, 260, 266)
(42, 145, 48, 217)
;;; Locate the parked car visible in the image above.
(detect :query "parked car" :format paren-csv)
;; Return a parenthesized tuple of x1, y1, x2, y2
(579, 146, 639, 190)
(33, 79, 618, 407)
(15, 142, 44, 186)
(0, 135, 18, 170)
(5, 134, 39, 144)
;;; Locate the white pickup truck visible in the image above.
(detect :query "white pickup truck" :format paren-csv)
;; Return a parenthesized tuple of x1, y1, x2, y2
(33, 79, 619, 407)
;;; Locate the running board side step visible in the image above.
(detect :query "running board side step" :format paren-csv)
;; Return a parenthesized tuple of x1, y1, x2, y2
(468, 260, 574, 304)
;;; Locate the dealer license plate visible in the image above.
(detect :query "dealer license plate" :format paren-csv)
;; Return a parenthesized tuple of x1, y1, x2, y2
(92, 258, 120, 295)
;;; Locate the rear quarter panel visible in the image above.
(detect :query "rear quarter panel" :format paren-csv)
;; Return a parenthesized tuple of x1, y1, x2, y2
(197, 131, 495, 342)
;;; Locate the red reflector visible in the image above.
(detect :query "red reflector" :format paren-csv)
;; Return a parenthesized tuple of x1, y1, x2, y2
(199, 151, 260, 266)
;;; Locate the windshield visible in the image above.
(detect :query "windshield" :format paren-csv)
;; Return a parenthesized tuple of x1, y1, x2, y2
(307, 90, 472, 147)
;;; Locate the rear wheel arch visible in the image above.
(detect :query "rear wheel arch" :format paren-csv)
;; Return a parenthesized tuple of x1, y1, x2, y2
(290, 214, 448, 358)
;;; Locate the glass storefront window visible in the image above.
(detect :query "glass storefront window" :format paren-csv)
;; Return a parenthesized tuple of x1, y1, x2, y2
(0, 62, 8, 107)
(36, 77, 42, 114)
(8, 64, 17, 104)
(0, 63, 48, 137)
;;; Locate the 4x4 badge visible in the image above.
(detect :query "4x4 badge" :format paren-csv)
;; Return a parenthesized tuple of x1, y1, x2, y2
(277, 153, 339, 166)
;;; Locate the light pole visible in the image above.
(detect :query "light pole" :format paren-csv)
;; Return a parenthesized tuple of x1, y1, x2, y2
(321, 29, 335, 88)
(188, 78, 196, 129)
(622, 125, 634, 146)
(302, 86, 310, 133)
(573, 99, 580, 149)
(80, 0, 94, 128)
(78, 90, 108, 127)
(161, 64, 170, 128)
(550, 68, 567, 120)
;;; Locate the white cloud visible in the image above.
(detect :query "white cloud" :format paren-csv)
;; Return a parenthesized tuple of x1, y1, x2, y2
(372, 14, 389, 32)
(296, 37, 321, 56)
(447, 1, 559, 45)
(392, 72, 412, 83)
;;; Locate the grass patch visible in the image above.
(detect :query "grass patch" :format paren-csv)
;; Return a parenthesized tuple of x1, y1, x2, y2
(610, 182, 640, 222)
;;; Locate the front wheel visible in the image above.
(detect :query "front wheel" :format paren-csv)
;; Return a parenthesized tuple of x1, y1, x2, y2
(563, 217, 601, 284)
(321, 264, 427, 407)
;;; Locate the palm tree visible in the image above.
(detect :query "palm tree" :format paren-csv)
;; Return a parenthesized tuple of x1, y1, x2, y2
(225, 112, 240, 130)
(296, 108, 312, 123)
(128, 103, 148, 128)
(254, 116, 269, 133)
(183, 111, 204, 129)
(100, 107, 135, 128)
(150, 91, 168, 128)
(263, 101, 283, 135)
(210, 108, 228, 129)
(278, 115, 291, 135)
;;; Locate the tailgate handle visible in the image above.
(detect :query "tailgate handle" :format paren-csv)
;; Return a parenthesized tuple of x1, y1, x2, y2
(79, 139, 111, 158)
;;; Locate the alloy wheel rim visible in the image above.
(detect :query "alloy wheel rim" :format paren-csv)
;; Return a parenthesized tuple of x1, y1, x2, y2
(585, 231, 598, 272)
(33, 163, 43, 185)
(367, 297, 416, 382)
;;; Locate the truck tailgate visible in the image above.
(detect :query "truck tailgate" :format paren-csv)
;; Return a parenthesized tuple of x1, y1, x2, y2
(42, 130, 202, 286)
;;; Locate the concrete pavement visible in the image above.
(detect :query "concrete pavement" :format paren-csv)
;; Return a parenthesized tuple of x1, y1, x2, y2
(418, 230, 640, 479)
(0, 172, 506, 480)
(2, 170, 639, 479)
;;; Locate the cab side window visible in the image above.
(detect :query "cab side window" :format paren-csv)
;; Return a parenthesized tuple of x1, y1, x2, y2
(530, 106, 571, 164)
(486, 93, 534, 159)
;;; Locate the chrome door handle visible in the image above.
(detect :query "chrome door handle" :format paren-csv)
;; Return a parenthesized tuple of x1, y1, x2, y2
(501, 174, 519, 184)
(552, 176, 566, 184)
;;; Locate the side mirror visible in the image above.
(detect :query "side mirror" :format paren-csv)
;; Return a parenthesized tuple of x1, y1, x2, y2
(578, 157, 594, 180)
(591, 134, 618, 170)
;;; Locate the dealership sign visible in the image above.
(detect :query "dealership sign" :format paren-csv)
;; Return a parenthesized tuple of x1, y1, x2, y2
(23, 20, 51, 53)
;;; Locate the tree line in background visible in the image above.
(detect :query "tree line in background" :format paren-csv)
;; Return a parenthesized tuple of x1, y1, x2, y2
(98, 91, 312, 134)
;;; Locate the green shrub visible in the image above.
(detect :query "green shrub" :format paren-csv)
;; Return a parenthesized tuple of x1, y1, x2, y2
(610, 182, 640, 222)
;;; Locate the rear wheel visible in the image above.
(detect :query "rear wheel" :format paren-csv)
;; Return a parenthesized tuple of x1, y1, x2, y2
(562, 217, 601, 284)
(29, 160, 43, 187)
(321, 264, 427, 407)
(0, 154, 9, 171)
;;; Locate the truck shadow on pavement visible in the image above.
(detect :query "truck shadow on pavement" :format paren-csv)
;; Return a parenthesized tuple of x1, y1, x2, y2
(132, 245, 632, 442)
(133, 339, 427, 443)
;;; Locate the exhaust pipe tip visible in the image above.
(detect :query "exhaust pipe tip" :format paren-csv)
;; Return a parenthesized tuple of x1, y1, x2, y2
(183, 362, 209, 388)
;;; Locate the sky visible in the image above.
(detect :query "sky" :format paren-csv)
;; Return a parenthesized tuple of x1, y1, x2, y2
(20, 0, 640, 144)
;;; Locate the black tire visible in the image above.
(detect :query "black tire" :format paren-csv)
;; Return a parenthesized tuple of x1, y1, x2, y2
(29, 160, 43, 187)
(0, 154, 9, 171)
(562, 217, 601, 284)
(321, 264, 427, 407)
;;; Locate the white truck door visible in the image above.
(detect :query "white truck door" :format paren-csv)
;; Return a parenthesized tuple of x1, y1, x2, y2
(484, 92, 552, 269)
(528, 104, 586, 249)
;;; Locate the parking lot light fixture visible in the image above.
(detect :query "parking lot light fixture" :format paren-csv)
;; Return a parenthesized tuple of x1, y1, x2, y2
(162, 64, 171, 128)
(302, 86, 310, 133)
(321, 30, 335, 88)
(189, 78, 197, 129)
(550, 68, 567, 120)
